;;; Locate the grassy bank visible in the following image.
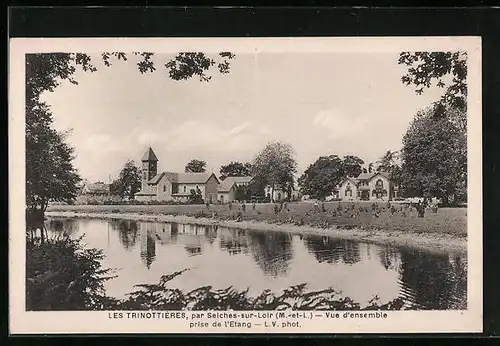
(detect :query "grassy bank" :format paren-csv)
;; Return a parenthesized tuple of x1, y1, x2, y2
(47, 201, 467, 253)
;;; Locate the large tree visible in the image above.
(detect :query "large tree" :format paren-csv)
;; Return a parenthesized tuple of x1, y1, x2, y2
(26, 114, 80, 213)
(110, 160, 142, 200)
(400, 103, 466, 203)
(185, 159, 207, 173)
(251, 142, 297, 201)
(298, 155, 345, 200)
(219, 161, 252, 180)
(26, 52, 234, 215)
(342, 155, 365, 178)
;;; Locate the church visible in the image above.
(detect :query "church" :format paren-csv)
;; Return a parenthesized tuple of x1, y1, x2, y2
(134, 147, 220, 203)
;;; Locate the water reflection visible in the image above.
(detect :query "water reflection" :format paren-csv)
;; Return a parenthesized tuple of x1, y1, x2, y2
(110, 219, 138, 250)
(45, 217, 467, 309)
(46, 217, 80, 236)
(303, 236, 361, 265)
(399, 251, 467, 309)
(247, 232, 293, 277)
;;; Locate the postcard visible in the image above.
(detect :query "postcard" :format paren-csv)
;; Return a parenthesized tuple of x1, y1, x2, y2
(9, 36, 482, 334)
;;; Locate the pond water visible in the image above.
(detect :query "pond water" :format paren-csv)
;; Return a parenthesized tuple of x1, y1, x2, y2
(45, 217, 467, 310)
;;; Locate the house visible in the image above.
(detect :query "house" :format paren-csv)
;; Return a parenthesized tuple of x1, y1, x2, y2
(264, 184, 301, 202)
(217, 176, 254, 203)
(80, 181, 110, 196)
(337, 172, 399, 202)
(134, 147, 220, 203)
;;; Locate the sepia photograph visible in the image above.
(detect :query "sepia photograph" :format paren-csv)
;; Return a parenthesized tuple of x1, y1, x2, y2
(9, 37, 482, 334)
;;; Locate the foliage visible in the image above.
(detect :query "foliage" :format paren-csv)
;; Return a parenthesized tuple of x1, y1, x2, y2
(251, 142, 298, 200)
(110, 160, 141, 199)
(298, 155, 345, 200)
(26, 103, 81, 212)
(188, 187, 204, 204)
(26, 233, 118, 310)
(185, 159, 207, 173)
(375, 150, 402, 187)
(118, 270, 405, 311)
(400, 103, 467, 203)
(234, 184, 250, 202)
(219, 161, 252, 180)
(342, 155, 365, 178)
(26, 52, 234, 216)
(399, 51, 467, 112)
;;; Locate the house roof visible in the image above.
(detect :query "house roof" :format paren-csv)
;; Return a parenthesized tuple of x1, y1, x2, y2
(142, 147, 158, 162)
(148, 172, 218, 185)
(338, 177, 358, 187)
(338, 172, 391, 188)
(356, 172, 375, 181)
(218, 176, 253, 192)
(83, 183, 110, 194)
(356, 171, 390, 181)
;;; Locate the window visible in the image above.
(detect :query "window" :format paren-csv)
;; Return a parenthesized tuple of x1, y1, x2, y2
(183, 186, 186, 193)
(163, 185, 166, 192)
(375, 179, 384, 188)
(172, 184, 178, 194)
(345, 186, 352, 197)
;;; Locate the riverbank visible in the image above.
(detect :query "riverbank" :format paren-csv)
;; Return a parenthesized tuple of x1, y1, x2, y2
(45, 204, 467, 254)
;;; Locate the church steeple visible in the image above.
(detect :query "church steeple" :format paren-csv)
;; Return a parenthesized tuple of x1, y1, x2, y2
(141, 147, 158, 189)
(142, 147, 158, 162)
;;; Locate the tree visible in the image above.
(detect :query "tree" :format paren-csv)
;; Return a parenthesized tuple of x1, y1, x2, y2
(219, 161, 252, 180)
(110, 160, 141, 200)
(342, 155, 365, 178)
(185, 159, 207, 173)
(376, 150, 399, 173)
(26, 52, 234, 217)
(251, 142, 297, 201)
(298, 155, 345, 200)
(233, 184, 250, 202)
(400, 103, 466, 203)
(188, 187, 204, 204)
(26, 121, 81, 213)
(399, 51, 467, 112)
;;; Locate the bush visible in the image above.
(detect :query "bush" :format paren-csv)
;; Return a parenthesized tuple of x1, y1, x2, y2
(26, 234, 118, 310)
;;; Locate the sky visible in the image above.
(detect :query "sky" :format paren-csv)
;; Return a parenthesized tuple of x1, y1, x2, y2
(40, 52, 443, 183)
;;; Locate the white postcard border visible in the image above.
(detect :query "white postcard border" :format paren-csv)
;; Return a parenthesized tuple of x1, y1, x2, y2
(9, 37, 483, 334)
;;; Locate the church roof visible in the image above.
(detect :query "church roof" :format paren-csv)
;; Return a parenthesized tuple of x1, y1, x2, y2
(148, 172, 219, 185)
(218, 176, 253, 192)
(141, 147, 158, 162)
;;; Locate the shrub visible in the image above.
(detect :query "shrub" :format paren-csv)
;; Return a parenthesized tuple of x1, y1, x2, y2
(26, 234, 118, 310)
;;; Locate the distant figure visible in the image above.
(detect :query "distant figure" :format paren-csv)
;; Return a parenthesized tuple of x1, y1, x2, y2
(228, 201, 232, 211)
(321, 202, 326, 213)
(241, 204, 246, 213)
(337, 202, 343, 212)
(252, 202, 256, 211)
(313, 200, 319, 213)
(282, 201, 288, 212)
(206, 201, 210, 210)
(416, 201, 425, 218)
(274, 203, 280, 215)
